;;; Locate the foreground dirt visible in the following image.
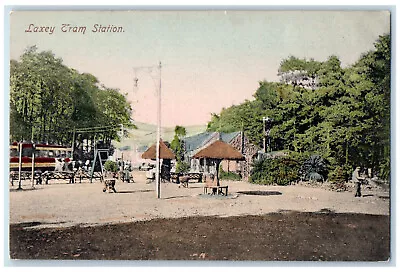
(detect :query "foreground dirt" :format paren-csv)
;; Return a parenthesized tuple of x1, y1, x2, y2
(9, 171, 391, 261)
(10, 212, 390, 261)
(9, 171, 390, 229)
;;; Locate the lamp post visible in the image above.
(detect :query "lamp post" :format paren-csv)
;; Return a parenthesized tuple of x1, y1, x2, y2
(133, 62, 162, 198)
(156, 61, 161, 199)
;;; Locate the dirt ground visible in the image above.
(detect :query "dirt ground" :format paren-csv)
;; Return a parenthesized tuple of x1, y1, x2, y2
(8, 171, 391, 261)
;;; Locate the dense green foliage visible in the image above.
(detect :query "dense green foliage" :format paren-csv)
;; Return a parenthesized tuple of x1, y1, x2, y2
(220, 171, 241, 181)
(300, 155, 327, 182)
(219, 167, 242, 181)
(249, 156, 300, 185)
(10, 46, 134, 145)
(208, 35, 391, 180)
(104, 160, 118, 173)
(170, 125, 188, 173)
(176, 161, 190, 174)
(328, 166, 348, 191)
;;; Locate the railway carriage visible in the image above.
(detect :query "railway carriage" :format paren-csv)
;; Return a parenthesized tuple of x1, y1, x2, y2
(9, 142, 73, 172)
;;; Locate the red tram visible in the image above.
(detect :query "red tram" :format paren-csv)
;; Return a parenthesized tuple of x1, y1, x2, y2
(9, 142, 73, 172)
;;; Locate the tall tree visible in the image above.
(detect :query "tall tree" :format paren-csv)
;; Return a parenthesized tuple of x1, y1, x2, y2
(207, 34, 391, 179)
(10, 46, 134, 146)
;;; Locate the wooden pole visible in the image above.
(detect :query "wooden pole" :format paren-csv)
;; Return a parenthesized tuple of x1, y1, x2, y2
(121, 152, 124, 182)
(155, 61, 162, 199)
(71, 127, 76, 160)
(17, 143, 22, 190)
(31, 148, 35, 188)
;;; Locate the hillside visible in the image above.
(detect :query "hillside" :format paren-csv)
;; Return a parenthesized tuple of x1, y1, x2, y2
(114, 122, 207, 150)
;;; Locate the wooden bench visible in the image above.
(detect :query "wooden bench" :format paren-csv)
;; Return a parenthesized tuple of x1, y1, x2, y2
(74, 169, 104, 183)
(204, 185, 228, 196)
(203, 174, 228, 196)
(9, 171, 42, 186)
(171, 172, 203, 184)
(41, 171, 75, 184)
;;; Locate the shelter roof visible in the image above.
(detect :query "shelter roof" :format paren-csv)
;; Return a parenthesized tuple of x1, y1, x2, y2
(141, 140, 175, 160)
(193, 140, 245, 160)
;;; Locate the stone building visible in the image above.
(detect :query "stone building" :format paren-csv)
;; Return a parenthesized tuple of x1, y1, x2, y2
(182, 131, 260, 180)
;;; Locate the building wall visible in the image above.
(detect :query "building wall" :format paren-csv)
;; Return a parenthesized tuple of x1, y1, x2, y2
(226, 132, 260, 180)
(185, 131, 260, 179)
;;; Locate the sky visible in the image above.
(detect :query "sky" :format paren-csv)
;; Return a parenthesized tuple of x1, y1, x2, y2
(9, 10, 390, 127)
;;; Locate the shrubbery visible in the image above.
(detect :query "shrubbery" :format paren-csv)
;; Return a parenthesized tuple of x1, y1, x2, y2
(328, 166, 347, 191)
(104, 160, 118, 173)
(219, 167, 242, 181)
(249, 155, 300, 185)
(300, 155, 328, 182)
(176, 161, 190, 174)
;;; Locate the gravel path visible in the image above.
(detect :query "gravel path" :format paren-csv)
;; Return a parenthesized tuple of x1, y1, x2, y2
(9, 171, 390, 228)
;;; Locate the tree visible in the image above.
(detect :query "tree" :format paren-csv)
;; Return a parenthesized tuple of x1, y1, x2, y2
(278, 56, 322, 90)
(351, 34, 391, 177)
(171, 125, 189, 173)
(10, 46, 134, 147)
(207, 34, 391, 181)
(10, 46, 74, 143)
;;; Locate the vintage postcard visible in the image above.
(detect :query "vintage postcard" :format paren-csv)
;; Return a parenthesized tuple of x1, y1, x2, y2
(7, 8, 391, 263)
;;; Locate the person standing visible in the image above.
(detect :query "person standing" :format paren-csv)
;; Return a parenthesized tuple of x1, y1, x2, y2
(352, 166, 365, 197)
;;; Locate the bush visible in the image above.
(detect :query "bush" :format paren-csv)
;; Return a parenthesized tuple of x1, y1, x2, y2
(328, 166, 347, 191)
(219, 166, 242, 181)
(300, 155, 327, 182)
(328, 166, 346, 183)
(379, 157, 390, 180)
(104, 160, 118, 173)
(176, 161, 190, 174)
(249, 156, 300, 185)
(342, 164, 353, 181)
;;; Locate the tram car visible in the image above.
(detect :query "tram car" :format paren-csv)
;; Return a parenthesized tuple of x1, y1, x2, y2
(9, 142, 73, 172)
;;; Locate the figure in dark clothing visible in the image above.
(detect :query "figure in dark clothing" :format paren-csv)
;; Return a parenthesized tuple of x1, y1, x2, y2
(352, 167, 365, 197)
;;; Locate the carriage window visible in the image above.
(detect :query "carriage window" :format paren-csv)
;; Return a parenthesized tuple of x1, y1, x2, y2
(10, 149, 18, 157)
(22, 147, 33, 157)
(35, 150, 48, 157)
(48, 151, 55, 157)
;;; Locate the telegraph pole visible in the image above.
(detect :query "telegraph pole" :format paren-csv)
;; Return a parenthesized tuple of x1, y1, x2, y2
(156, 61, 162, 199)
(121, 123, 124, 175)
(133, 62, 162, 198)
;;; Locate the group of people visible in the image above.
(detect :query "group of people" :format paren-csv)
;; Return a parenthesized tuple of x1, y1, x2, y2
(117, 159, 133, 182)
